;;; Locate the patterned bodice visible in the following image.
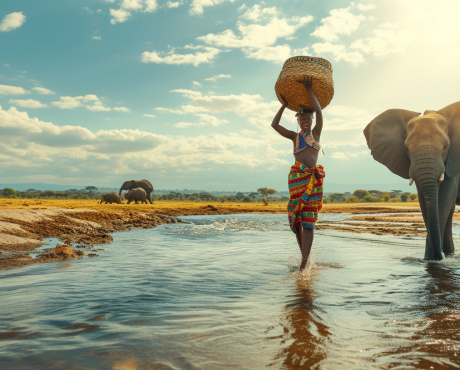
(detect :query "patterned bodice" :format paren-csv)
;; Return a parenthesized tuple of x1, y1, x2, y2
(294, 130, 322, 154)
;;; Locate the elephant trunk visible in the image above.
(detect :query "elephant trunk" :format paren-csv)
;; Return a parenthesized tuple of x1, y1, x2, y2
(411, 146, 445, 260)
(119, 186, 125, 197)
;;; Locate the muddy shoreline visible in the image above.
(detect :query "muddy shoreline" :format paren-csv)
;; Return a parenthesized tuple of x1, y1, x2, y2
(0, 209, 179, 271)
(0, 199, 451, 271)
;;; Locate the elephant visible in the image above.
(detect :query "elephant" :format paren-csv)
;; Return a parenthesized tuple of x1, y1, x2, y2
(119, 179, 154, 204)
(124, 188, 147, 204)
(364, 102, 460, 260)
(100, 193, 122, 204)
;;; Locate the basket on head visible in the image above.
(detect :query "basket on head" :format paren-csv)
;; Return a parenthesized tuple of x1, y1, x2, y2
(275, 56, 334, 112)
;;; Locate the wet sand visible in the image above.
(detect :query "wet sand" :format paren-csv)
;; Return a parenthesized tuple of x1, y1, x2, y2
(0, 198, 451, 271)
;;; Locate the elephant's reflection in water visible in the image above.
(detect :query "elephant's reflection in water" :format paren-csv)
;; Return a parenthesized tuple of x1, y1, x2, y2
(376, 263, 460, 369)
(267, 281, 330, 369)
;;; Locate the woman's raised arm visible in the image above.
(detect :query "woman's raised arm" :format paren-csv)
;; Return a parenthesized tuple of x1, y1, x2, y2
(271, 95, 296, 141)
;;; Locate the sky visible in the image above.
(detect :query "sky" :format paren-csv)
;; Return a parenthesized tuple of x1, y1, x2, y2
(1, 0, 460, 192)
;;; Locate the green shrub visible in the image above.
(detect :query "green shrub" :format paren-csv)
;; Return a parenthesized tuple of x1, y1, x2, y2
(353, 189, 371, 199)
(346, 195, 359, 203)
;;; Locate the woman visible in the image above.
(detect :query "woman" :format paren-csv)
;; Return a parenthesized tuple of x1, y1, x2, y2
(271, 77, 325, 270)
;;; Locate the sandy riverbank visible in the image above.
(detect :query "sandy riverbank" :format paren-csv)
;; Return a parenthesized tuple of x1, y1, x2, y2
(0, 199, 449, 271)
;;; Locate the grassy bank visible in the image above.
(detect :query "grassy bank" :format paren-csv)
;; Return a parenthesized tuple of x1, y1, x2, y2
(0, 198, 421, 215)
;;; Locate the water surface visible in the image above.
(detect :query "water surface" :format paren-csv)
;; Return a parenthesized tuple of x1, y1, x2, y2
(1, 214, 460, 369)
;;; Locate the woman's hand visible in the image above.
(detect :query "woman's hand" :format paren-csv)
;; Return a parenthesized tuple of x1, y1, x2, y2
(303, 76, 313, 90)
(279, 94, 288, 107)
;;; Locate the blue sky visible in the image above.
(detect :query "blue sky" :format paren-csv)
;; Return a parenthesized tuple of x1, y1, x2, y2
(1, 0, 459, 191)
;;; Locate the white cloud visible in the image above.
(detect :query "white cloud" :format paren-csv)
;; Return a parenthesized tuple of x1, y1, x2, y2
(109, 0, 157, 23)
(165, 90, 281, 127)
(86, 105, 111, 112)
(0, 105, 289, 180)
(144, 0, 158, 12)
(311, 6, 367, 42)
(331, 150, 368, 160)
(204, 74, 231, 82)
(175, 113, 229, 128)
(0, 12, 26, 32)
(51, 96, 82, 109)
(32, 87, 55, 95)
(141, 46, 221, 66)
(0, 85, 29, 95)
(244, 44, 292, 63)
(166, 1, 180, 8)
(143, 114, 156, 118)
(351, 23, 414, 57)
(357, 3, 376, 11)
(312, 42, 364, 67)
(9, 99, 48, 109)
(120, 0, 144, 11)
(51, 95, 114, 111)
(324, 104, 375, 130)
(193, 81, 202, 87)
(198, 16, 313, 49)
(240, 4, 277, 22)
(110, 8, 132, 24)
(331, 152, 349, 160)
(92, 35, 102, 40)
(190, 0, 236, 15)
(114, 106, 131, 112)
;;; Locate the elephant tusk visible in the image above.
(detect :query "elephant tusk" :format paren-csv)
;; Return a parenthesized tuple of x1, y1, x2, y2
(409, 178, 414, 186)
(439, 173, 445, 182)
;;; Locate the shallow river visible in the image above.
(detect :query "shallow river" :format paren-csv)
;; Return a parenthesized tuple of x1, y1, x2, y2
(2, 214, 460, 369)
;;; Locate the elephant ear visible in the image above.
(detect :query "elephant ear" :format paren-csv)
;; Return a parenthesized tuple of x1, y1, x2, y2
(437, 102, 460, 178)
(363, 109, 420, 179)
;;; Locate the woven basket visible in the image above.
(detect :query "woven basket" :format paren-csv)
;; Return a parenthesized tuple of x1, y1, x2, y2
(275, 56, 334, 112)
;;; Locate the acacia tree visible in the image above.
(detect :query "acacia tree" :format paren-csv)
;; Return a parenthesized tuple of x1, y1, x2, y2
(85, 186, 98, 193)
(257, 187, 277, 204)
(353, 189, 371, 199)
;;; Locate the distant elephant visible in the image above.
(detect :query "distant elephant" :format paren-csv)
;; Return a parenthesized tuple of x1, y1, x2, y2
(364, 102, 460, 260)
(119, 179, 153, 204)
(100, 193, 122, 204)
(124, 188, 147, 204)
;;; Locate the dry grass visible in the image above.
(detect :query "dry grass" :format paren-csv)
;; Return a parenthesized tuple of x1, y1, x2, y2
(0, 199, 287, 216)
(0, 198, 421, 215)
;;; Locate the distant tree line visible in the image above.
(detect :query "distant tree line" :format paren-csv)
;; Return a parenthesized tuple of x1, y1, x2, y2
(0, 186, 101, 200)
(324, 189, 418, 203)
(156, 189, 288, 203)
(0, 187, 419, 204)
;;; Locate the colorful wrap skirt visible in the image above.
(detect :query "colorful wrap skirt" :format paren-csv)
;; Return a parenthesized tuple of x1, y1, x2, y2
(287, 162, 325, 232)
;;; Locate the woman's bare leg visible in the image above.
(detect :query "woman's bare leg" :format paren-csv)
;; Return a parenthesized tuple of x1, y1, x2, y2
(295, 226, 302, 253)
(299, 228, 314, 270)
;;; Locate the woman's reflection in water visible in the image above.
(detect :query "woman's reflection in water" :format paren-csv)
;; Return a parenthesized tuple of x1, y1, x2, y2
(269, 277, 330, 369)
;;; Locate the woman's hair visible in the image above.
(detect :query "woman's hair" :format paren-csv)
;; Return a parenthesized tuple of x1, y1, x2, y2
(295, 108, 314, 117)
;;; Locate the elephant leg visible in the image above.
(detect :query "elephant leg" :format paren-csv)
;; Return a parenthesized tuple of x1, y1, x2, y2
(148, 192, 153, 204)
(443, 205, 455, 256)
(439, 174, 460, 256)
